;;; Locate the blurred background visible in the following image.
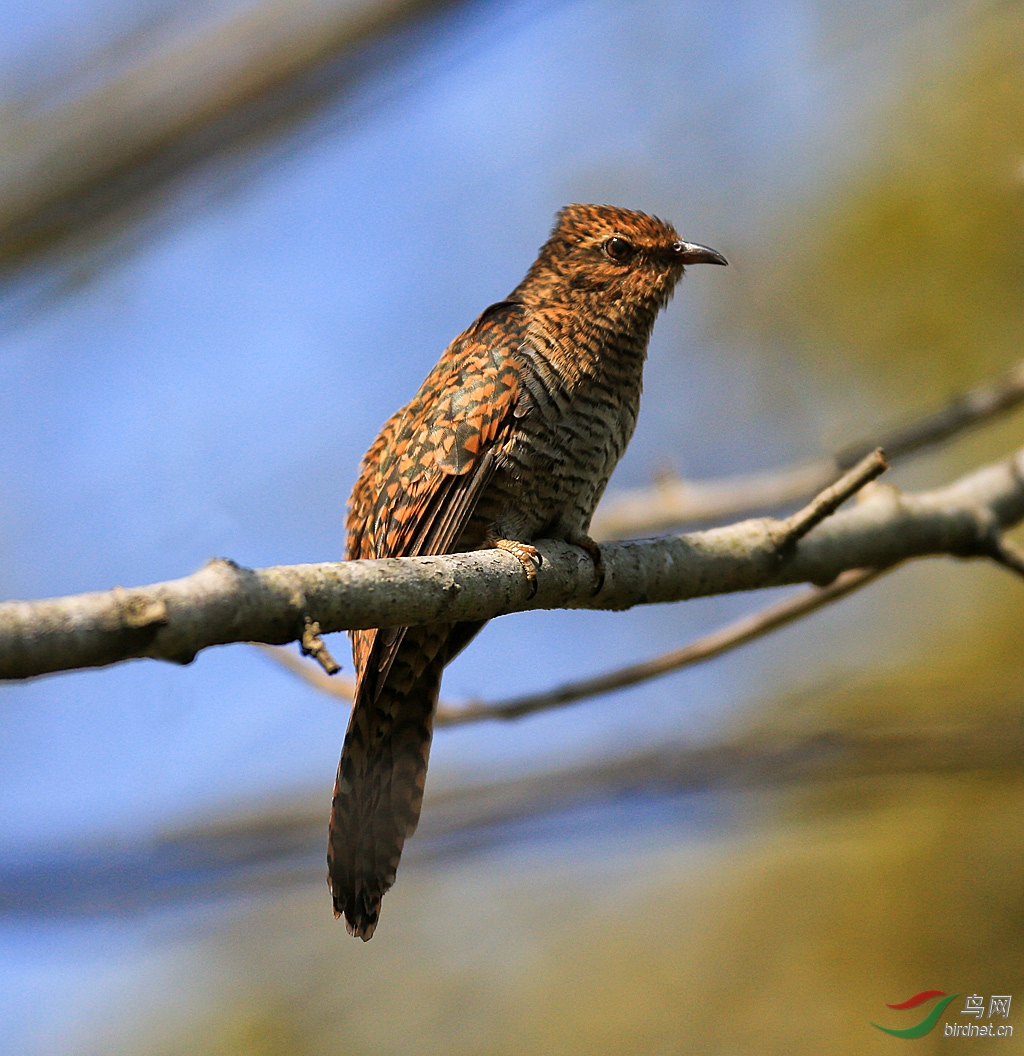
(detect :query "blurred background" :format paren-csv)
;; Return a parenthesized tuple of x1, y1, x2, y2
(2, 0, 1024, 1052)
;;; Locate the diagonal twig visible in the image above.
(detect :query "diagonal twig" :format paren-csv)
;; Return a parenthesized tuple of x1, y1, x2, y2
(776, 449, 887, 548)
(836, 359, 1024, 468)
(257, 642, 356, 701)
(300, 617, 341, 675)
(439, 568, 884, 723)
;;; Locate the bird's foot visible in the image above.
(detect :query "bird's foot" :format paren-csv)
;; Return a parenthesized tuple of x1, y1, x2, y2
(566, 532, 605, 594)
(489, 535, 543, 597)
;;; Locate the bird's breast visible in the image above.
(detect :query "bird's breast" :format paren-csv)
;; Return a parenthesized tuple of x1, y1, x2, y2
(469, 327, 648, 539)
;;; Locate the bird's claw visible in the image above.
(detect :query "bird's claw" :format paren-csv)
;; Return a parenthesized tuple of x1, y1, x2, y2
(491, 538, 543, 597)
(568, 534, 605, 594)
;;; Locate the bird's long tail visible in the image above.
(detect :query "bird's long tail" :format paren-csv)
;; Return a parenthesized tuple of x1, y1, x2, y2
(328, 626, 447, 940)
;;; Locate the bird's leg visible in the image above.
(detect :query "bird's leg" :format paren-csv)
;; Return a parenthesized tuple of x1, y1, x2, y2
(486, 525, 542, 597)
(563, 530, 605, 594)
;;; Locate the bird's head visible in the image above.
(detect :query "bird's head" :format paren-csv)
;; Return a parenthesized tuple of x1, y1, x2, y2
(512, 203, 727, 316)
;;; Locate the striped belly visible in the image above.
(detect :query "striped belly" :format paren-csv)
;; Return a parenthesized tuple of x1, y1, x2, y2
(463, 384, 640, 545)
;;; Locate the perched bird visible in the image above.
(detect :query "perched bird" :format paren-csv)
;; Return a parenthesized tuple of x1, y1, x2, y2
(329, 204, 727, 939)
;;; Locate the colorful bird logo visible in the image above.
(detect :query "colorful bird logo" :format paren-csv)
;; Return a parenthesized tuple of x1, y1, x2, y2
(871, 990, 959, 1038)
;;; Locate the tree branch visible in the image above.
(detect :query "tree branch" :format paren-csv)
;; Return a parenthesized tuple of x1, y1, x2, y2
(0, 0, 463, 268)
(591, 357, 1024, 538)
(257, 568, 881, 720)
(2, 449, 1023, 681)
(258, 456, 887, 720)
(6, 712, 1022, 916)
(775, 448, 887, 546)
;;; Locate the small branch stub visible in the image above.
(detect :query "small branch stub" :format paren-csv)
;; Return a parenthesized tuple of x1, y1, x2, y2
(301, 618, 341, 676)
(115, 589, 170, 630)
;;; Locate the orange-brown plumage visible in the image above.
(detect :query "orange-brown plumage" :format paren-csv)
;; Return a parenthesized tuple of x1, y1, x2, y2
(329, 204, 726, 938)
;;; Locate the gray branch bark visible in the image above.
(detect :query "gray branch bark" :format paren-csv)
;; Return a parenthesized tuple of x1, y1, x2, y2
(3, 449, 1022, 681)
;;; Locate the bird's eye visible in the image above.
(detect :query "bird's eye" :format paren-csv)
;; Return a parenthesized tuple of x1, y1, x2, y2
(603, 237, 635, 263)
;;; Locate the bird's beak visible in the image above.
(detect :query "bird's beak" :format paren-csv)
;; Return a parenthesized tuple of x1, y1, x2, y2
(672, 240, 728, 266)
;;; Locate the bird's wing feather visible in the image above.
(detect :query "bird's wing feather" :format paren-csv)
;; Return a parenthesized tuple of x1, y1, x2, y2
(345, 301, 529, 691)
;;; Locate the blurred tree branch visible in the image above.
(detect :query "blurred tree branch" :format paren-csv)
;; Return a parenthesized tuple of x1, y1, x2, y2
(3, 447, 1023, 681)
(5, 705, 1023, 917)
(591, 356, 1024, 538)
(0, 0, 465, 270)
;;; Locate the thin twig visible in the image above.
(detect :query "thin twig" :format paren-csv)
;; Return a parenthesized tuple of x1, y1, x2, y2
(838, 359, 1024, 468)
(777, 449, 888, 547)
(258, 641, 458, 722)
(258, 642, 355, 699)
(591, 359, 1024, 538)
(300, 617, 341, 675)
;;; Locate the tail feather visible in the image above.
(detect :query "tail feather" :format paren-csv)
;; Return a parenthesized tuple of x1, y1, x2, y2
(328, 627, 446, 940)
